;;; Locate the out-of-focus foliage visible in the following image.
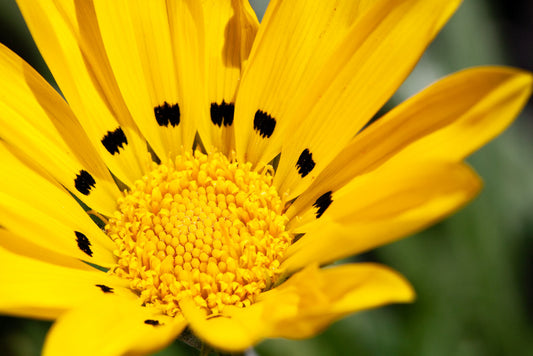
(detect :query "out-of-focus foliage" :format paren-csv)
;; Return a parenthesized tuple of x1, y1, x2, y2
(0, 0, 531, 355)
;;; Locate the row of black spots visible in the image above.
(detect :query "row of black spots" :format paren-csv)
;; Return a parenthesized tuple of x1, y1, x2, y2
(101, 127, 128, 155)
(75, 231, 93, 257)
(253, 110, 276, 138)
(154, 102, 180, 127)
(74, 170, 96, 196)
(95, 284, 114, 294)
(210, 101, 235, 127)
(313, 191, 333, 218)
(296, 149, 315, 178)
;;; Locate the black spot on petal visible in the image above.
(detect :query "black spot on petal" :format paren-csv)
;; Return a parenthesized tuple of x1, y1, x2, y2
(95, 284, 114, 293)
(210, 101, 234, 127)
(74, 170, 96, 195)
(75, 231, 93, 257)
(154, 102, 180, 127)
(101, 127, 128, 155)
(144, 319, 161, 326)
(313, 191, 333, 218)
(296, 149, 316, 178)
(253, 110, 276, 138)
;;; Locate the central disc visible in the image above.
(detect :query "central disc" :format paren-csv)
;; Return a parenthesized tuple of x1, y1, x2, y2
(106, 151, 291, 315)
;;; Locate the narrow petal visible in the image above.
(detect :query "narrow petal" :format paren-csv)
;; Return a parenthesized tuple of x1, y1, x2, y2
(234, 0, 376, 164)
(182, 263, 413, 351)
(15, 0, 150, 185)
(0, 192, 115, 267)
(44, 298, 187, 356)
(200, 0, 259, 154)
(0, 142, 115, 266)
(272, 0, 461, 199)
(256, 263, 414, 339)
(288, 67, 533, 220)
(93, 0, 201, 156)
(0, 229, 94, 271)
(0, 247, 134, 320)
(180, 298, 260, 352)
(0, 43, 120, 215)
(283, 161, 481, 272)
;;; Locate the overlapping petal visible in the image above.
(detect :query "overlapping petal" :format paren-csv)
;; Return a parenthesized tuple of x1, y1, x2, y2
(15, 0, 150, 185)
(0, 43, 120, 215)
(0, 0, 530, 354)
(0, 247, 134, 320)
(287, 67, 533, 222)
(182, 263, 413, 351)
(44, 297, 186, 356)
(283, 161, 481, 271)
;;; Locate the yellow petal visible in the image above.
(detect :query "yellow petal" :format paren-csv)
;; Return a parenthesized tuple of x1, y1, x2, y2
(272, 0, 461, 199)
(0, 246, 134, 320)
(183, 263, 413, 350)
(283, 161, 481, 272)
(92, 0, 201, 157)
(200, 0, 259, 154)
(0, 43, 120, 215)
(0, 142, 114, 254)
(0, 191, 115, 267)
(0, 144, 116, 267)
(0, 144, 115, 266)
(44, 298, 186, 356)
(234, 0, 377, 164)
(391, 67, 533, 162)
(288, 66, 533, 220)
(180, 297, 260, 352)
(256, 263, 414, 339)
(0, 229, 93, 271)
(15, 0, 150, 185)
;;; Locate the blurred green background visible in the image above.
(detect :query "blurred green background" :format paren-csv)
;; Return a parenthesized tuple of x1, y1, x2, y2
(1, 0, 532, 355)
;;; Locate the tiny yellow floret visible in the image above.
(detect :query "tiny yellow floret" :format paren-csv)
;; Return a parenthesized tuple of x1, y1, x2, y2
(106, 151, 291, 315)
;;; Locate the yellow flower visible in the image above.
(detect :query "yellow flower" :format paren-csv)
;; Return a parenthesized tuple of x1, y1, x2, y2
(0, 0, 531, 355)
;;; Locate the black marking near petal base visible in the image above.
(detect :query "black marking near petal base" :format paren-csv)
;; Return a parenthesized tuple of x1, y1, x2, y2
(154, 102, 180, 127)
(296, 149, 316, 178)
(101, 127, 128, 155)
(144, 319, 161, 326)
(253, 110, 276, 138)
(210, 101, 235, 127)
(95, 284, 114, 293)
(74, 170, 96, 195)
(313, 191, 333, 218)
(75, 231, 93, 257)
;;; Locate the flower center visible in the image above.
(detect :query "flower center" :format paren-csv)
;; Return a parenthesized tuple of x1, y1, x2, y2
(105, 151, 291, 315)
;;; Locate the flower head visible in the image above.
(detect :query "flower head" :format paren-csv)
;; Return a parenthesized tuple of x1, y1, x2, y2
(0, 0, 531, 355)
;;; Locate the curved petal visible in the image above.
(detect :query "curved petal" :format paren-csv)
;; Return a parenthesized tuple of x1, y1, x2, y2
(282, 161, 481, 272)
(288, 66, 533, 220)
(234, 0, 378, 164)
(0, 229, 94, 271)
(272, 0, 461, 199)
(0, 192, 116, 267)
(44, 298, 187, 356)
(182, 263, 413, 351)
(0, 43, 120, 215)
(15, 0, 150, 185)
(0, 143, 116, 267)
(180, 297, 260, 352)
(256, 263, 414, 339)
(200, 0, 259, 154)
(0, 142, 114, 249)
(92, 0, 202, 156)
(0, 246, 135, 320)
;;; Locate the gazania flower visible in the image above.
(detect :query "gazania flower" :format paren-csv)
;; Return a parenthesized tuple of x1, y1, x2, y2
(0, 0, 531, 354)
